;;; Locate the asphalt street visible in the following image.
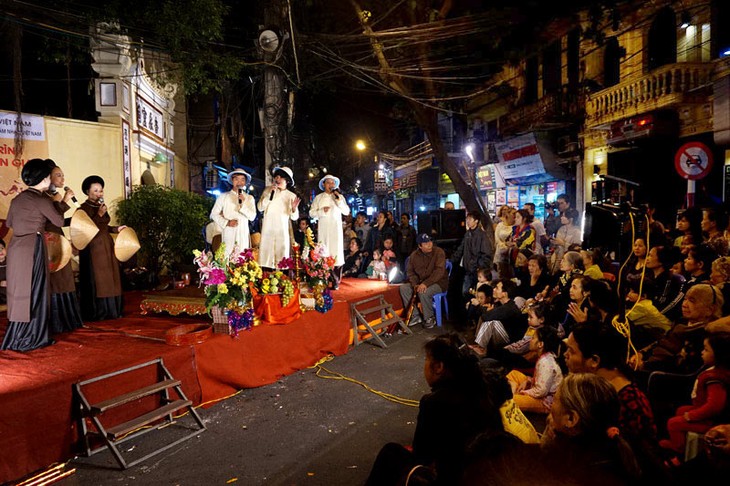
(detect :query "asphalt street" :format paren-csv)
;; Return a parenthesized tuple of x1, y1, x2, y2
(58, 325, 440, 486)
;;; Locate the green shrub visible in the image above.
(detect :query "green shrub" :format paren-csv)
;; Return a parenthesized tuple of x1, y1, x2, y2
(115, 184, 214, 278)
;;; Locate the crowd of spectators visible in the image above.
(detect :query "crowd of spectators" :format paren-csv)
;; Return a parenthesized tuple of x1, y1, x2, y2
(353, 196, 730, 485)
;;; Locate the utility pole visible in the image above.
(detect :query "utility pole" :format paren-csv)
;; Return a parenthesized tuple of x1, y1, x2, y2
(260, 0, 291, 184)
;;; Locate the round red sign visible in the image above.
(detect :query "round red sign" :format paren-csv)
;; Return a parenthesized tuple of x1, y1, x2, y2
(674, 142, 713, 180)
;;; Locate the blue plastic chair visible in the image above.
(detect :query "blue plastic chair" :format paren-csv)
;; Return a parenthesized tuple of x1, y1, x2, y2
(432, 260, 453, 327)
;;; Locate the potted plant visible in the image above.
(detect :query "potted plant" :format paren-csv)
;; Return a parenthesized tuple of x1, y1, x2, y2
(115, 184, 213, 285)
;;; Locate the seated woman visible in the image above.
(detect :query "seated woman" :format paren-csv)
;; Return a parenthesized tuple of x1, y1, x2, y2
(682, 244, 717, 293)
(633, 284, 724, 374)
(710, 256, 730, 317)
(563, 323, 664, 481)
(364, 333, 506, 486)
(625, 277, 673, 349)
(620, 236, 649, 283)
(341, 237, 363, 278)
(562, 275, 593, 338)
(581, 247, 605, 281)
(645, 245, 686, 322)
(541, 373, 641, 485)
(517, 254, 551, 301)
(540, 251, 584, 327)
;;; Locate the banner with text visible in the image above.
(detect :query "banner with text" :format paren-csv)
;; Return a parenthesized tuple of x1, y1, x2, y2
(0, 110, 49, 228)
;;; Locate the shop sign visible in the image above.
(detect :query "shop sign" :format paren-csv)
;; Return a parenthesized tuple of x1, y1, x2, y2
(495, 133, 546, 179)
(394, 173, 417, 190)
(477, 164, 495, 190)
(374, 169, 388, 194)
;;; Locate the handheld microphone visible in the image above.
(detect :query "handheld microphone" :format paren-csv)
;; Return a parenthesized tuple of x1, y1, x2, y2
(238, 187, 244, 204)
(332, 188, 340, 200)
(99, 197, 105, 205)
(64, 186, 79, 206)
(269, 187, 276, 201)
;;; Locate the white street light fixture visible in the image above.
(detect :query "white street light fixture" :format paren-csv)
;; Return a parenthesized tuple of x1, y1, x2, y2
(464, 143, 475, 161)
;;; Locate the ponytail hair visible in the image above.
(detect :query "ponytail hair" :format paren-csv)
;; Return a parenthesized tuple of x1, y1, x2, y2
(556, 374, 641, 480)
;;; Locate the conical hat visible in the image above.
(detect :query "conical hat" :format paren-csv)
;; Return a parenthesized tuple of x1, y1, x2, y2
(44, 232, 72, 273)
(115, 227, 140, 262)
(70, 210, 99, 250)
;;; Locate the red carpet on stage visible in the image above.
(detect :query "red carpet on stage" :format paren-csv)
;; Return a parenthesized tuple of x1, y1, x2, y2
(0, 278, 403, 484)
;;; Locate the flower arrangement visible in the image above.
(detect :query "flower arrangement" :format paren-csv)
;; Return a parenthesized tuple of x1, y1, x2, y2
(294, 238, 336, 313)
(193, 245, 262, 334)
(301, 242, 336, 285)
(255, 270, 296, 306)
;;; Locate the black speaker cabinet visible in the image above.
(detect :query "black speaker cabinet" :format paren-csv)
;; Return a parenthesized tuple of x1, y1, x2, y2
(417, 209, 465, 240)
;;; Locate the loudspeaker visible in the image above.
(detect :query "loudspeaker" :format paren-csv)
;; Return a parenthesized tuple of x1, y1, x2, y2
(417, 210, 465, 240)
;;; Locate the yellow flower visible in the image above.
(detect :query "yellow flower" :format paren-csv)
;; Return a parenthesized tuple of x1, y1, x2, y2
(218, 283, 228, 294)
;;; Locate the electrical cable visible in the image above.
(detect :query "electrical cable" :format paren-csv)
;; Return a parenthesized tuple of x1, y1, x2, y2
(309, 355, 420, 407)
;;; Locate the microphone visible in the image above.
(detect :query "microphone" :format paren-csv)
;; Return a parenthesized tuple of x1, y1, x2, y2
(238, 187, 244, 204)
(99, 197, 105, 205)
(64, 186, 79, 206)
(332, 188, 340, 200)
(269, 187, 276, 201)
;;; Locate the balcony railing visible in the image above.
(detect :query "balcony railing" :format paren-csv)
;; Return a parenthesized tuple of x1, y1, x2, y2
(585, 62, 713, 128)
(499, 90, 583, 136)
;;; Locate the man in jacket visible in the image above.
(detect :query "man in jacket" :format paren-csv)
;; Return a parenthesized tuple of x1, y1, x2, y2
(397, 213, 417, 268)
(400, 234, 449, 329)
(451, 211, 494, 302)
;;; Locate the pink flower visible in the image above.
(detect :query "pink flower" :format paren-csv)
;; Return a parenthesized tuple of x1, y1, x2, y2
(206, 268, 227, 285)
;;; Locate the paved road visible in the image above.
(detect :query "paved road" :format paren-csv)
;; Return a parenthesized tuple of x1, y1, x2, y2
(60, 326, 441, 485)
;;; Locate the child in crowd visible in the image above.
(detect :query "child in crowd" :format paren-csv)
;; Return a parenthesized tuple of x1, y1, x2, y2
(381, 237, 398, 274)
(660, 332, 730, 459)
(0, 238, 6, 305)
(365, 249, 387, 279)
(475, 267, 491, 287)
(496, 301, 549, 369)
(507, 326, 563, 414)
(465, 284, 493, 328)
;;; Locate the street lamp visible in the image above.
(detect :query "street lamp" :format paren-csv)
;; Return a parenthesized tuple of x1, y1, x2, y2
(464, 143, 475, 162)
(355, 139, 367, 152)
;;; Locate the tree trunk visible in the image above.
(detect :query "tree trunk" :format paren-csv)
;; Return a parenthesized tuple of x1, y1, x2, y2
(349, 0, 494, 240)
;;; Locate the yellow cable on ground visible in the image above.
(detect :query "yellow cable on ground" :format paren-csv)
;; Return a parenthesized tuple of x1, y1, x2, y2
(310, 354, 419, 407)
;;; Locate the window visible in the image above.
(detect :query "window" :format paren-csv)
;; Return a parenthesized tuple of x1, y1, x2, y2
(525, 57, 539, 104)
(604, 38, 622, 87)
(567, 30, 580, 88)
(648, 7, 677, 70)
(543, 41, 562, 95)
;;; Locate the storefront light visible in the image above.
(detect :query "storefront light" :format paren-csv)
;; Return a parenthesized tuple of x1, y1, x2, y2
(464, 143, 475, 161)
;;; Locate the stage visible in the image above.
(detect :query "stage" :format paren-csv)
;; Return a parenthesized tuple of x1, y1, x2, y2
(0, 279, 404, 484)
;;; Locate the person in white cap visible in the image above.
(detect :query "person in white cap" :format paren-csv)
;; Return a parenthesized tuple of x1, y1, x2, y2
(210, 168, 257, 256)
(257, 166, 300, 269)
(310, 174, 350, 289)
